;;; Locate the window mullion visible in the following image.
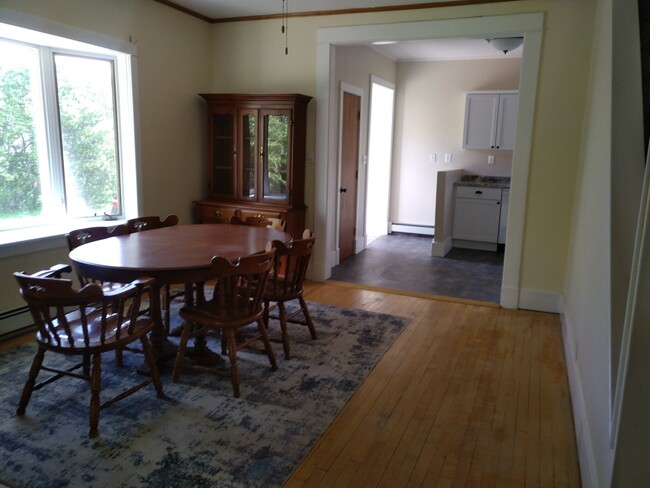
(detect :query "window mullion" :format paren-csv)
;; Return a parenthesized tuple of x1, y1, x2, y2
(38, 46, 66, 215)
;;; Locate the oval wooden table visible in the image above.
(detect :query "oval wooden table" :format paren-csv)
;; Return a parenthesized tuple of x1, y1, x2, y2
(69, 224, 290, 365)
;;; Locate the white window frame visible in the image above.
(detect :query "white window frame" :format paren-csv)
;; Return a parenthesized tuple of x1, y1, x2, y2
(0, 10, 141, 257)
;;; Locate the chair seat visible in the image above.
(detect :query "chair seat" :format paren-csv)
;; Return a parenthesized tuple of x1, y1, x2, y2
(37, 312, 154, 353)
(264, 279, 303, 301)
(180, 299, 264, 330)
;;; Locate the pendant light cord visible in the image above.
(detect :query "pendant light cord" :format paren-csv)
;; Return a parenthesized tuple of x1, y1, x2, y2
(282, 0, 289, 55)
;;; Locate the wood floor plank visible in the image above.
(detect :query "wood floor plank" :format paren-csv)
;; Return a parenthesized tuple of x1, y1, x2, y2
(293, 282, 580, 488)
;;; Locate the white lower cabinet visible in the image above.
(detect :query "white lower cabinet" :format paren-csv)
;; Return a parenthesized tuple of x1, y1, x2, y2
(453, 185, 505, 250)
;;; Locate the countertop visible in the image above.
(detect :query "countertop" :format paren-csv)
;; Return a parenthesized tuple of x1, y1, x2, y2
(455, 175, 511, 189)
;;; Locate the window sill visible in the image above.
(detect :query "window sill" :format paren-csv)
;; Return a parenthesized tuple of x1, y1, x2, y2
(0, 220, 127, 259)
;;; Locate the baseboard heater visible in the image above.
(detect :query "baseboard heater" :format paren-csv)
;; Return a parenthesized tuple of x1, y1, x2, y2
(0, 306, 35, 340)
(389, 223, 435, 237)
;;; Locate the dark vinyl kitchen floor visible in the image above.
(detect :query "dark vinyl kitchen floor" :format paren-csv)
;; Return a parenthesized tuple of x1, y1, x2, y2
(329, 233, 504, 303)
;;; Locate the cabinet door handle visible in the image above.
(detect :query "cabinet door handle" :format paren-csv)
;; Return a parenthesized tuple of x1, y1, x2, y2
(214, 210, 222, 217)
(474, 190, 483, 195)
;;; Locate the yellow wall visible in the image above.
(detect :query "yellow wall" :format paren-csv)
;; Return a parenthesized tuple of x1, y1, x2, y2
(0, 0, 596, 305)
(0, 0, 211, 312)
(209, 1, 596, 295)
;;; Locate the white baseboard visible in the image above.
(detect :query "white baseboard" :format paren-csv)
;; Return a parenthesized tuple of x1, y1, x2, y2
(452, 239, 498, 252)
(518, 288, 564, 313)
(389, 223, 435, 236)
(499, 285, 519, 309)
(560, 308, 600, 488)
(431, 237, 452, 257)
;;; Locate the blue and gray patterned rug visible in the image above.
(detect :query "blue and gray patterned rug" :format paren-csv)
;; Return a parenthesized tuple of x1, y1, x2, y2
(0, 301, 409, 488)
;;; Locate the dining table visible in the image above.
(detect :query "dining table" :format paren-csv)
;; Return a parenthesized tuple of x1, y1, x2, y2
(69, 223, 290, 365)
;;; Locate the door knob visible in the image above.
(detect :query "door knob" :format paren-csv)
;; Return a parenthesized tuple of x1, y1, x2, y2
(340, 187, 347, 193)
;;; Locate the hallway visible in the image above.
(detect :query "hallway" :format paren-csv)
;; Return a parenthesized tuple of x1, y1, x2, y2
(329, 234, 504, 303)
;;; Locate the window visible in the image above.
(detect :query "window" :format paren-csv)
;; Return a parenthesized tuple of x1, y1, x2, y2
(0, 23, 137, 234)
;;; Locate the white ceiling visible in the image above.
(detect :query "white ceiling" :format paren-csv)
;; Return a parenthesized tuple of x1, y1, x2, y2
(161, 0, 523, 61)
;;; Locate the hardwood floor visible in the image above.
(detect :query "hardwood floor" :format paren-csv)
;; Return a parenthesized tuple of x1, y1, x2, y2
(286, 281, 581, 488)
(1, 280, 580, 487)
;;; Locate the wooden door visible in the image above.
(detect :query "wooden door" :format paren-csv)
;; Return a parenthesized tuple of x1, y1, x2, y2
(339, 92, 360, 262)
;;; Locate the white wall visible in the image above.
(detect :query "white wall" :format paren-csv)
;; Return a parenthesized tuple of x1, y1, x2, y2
(562, 0, 647, 485)
(392, 58, 520, 226)
(561, 0, 613, 479)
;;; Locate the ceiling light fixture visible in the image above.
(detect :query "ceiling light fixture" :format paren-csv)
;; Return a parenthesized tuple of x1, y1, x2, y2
(486, 36, 524, 54)
(282, 0, 289, 55)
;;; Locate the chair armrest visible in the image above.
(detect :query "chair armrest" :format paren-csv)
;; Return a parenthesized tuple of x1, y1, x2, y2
(102, 276, 155, 301)
(33, 263, 72, 279)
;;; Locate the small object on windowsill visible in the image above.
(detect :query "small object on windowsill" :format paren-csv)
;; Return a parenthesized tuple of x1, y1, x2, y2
(103, 212, 117, 221)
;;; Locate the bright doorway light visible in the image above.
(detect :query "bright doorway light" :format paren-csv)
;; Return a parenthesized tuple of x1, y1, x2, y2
(366, 77, 395, 243)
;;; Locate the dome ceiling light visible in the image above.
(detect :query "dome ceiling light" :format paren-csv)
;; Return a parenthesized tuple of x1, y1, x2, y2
(486, 36, 524, 54)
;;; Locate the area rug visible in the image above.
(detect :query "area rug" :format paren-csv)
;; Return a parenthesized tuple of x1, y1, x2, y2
(0, 302, 409, 488)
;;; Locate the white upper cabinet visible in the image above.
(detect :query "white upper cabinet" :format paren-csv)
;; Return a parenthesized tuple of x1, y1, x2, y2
(462, 92, 519, 150)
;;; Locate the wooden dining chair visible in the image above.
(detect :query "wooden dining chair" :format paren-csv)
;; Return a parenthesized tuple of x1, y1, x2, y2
(126, 214, 179, 233)
(263, 230, 317, 359)
(126, 214, 184, 333)
(173, 249, 278, 398)
(13, 264, 164, 438)
(65, 224, 129, 289)
(229, 212, 287, 232)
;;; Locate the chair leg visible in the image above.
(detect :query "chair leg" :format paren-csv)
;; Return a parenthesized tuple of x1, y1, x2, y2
(225, 328, 241, 398)
(278, 301, 291, 360)
(257, 319, 278, 372)
(263, 300, 270, 328)
(172, 321, 193, 382)
(16, 347, 45, 415)
(221, 331, 227, 355)
(141, 335, 165, 398)
(163, 285, 171, 335)
(299, 297, 317, 340)
(83, 353, 90, 376)
(89, 353, 102, 438)
(115, 348, 123, 367)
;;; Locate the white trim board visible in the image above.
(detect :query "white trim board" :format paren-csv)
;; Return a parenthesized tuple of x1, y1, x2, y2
(390, 223, 435, 236)
(561, 310, 601, 488)
(312, 12, 545, 316)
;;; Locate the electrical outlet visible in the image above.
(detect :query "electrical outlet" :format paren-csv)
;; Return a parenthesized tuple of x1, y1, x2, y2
(444, 153, 452, 163)
(488, 155, 495, 165)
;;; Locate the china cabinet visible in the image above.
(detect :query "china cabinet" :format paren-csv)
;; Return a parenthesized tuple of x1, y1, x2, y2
(194, 93, 312, 238)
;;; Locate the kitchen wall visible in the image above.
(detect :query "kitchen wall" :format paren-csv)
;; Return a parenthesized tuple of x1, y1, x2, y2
(391, 57, 520, 226)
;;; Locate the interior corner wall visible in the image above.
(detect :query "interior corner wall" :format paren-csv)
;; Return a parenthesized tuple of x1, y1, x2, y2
(391, 58, 520, 227)
(610, 0, 650, 484)
(561, 0, 644, 484)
